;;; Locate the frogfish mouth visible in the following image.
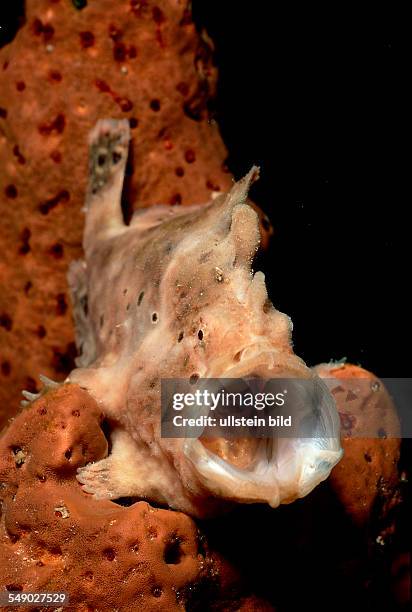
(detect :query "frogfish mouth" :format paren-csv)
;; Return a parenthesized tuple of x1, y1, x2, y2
(67, 119, 342, 517)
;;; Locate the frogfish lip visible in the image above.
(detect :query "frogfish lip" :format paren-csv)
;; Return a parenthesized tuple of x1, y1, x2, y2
(182, 364, 343, 508)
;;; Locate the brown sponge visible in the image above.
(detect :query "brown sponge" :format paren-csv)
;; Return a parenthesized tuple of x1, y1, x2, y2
(0, 382, 273, 611)
(315, 362, 401, 527)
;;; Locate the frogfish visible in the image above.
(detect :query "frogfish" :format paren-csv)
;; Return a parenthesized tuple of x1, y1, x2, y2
(66, 119, 342, 517)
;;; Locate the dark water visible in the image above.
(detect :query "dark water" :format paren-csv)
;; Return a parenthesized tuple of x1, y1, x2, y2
(193, 1, 409, 378)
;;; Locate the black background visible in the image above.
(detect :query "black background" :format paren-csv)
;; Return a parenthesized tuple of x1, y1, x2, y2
(193, 2, 409, 378)
(1, 2, 409, 377)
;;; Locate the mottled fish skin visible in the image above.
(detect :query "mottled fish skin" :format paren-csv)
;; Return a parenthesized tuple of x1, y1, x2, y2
(68, 119, 342, 517)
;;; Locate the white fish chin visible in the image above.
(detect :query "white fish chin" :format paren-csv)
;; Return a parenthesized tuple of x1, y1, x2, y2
(185, 436, 342, 507)
(183, 376, 343, 508)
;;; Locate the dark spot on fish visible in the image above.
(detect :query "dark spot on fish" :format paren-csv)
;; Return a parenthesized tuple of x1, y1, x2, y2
(152, 6, 165, 24)
(38, 113, 66, 136)
(49, 70, 62, 82)
(42, 23, 55, 42)
(1, 361, 11, 376)
(49, 242, 64, 258)
(50, 150, 62, 164)
(39, 189, 70, 215)
(184, 149, 195, 163)
(206, 179, 220, 191)
(113, 42, 127, 62)
(0, 313, 13, 331)
(13, 145, 26, 165)
(56, 293, 68, 316)
(112, 151, 122, 164)
(79, 30, 95, 48)
(103, 548, 116, 561)
(339, 412, 356, 432)
(117, 97, 133, 112)
(108, 23, 122, 41)
(19, 227, 31, 255)
(95, 79, 110, 93)
(263, 299, 271, 313)
(37, 325, 47, 338)
(345, 390, 358, 402)
(150, 99, 161, 112)
(39, 190, 70, 215)
(170, 193, 182, 205)
(5, 184, 18, 199)
(199, 251, 212, 263)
